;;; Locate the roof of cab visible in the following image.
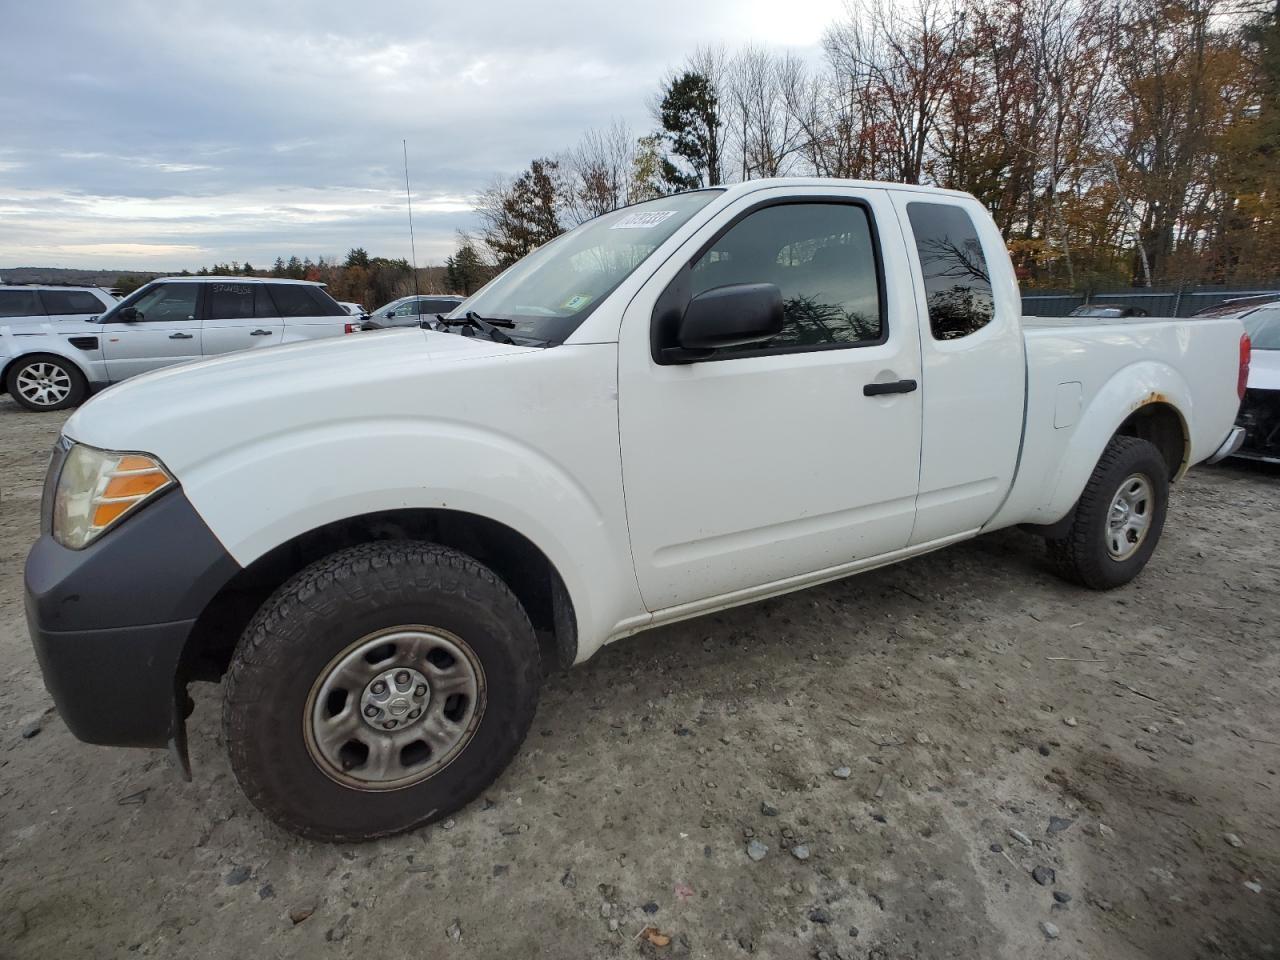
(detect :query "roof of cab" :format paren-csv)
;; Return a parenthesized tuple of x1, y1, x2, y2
(714, 177, 977, 201)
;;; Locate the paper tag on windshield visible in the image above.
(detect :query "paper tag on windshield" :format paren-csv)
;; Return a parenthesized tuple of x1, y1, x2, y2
(610, 210, 678, 229)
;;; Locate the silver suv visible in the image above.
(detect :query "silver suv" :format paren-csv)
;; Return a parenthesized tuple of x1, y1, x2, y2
(0, 285, 116, 327)
(1, 277, 354, 411)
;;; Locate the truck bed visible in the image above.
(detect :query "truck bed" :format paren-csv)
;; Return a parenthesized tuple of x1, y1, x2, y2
(987, 314, 1244, 530)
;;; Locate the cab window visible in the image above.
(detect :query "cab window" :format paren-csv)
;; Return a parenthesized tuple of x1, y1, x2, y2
(688, 201, 884, 354)
(906, 202, 995, 340)
(124, 283, 199, 322)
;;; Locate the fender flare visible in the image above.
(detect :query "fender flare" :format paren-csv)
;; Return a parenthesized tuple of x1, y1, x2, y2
(179, 417, 641, 663)
(1043, 360, 1192, 522)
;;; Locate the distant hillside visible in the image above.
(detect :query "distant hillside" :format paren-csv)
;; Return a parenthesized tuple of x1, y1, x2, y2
(0, 267, 169, 287)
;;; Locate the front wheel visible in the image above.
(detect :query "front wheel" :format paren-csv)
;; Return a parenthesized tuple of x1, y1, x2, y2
(1045, 435, 1170, 590)
(6, 354, 87, 411)
(222, 541, 541, 840)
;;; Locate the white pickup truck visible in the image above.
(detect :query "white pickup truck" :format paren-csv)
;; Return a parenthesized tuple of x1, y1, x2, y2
(25, 179, 1249, 840)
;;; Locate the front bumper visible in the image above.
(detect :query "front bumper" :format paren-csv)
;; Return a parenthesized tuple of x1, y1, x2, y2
(24, 486, 240, 749)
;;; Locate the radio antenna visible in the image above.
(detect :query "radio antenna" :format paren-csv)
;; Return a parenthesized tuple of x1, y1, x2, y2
(403, 139, 421, 313)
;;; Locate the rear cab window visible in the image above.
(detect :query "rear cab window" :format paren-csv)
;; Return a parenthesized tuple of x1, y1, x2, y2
(905, 202, 995, 340)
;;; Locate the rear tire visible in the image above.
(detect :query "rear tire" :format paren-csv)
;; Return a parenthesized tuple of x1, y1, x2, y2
(1045, 435, 1169, 590)
(5, 354, 87, 411)
(223, 541, 541, 841)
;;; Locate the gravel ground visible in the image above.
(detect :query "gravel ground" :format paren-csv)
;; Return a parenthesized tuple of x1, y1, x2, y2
(1, 395, 1278, 959)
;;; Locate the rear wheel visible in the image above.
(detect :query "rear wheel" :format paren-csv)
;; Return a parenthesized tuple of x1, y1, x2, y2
(222, 541, 541, 840)
(1045, 435, 1169, 590)
(6, 354, 87, 411)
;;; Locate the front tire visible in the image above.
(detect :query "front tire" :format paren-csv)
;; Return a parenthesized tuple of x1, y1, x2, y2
(222, 541, 541, 840)
(1045, 435, 1169, 590)
(5, 354, 87, 411)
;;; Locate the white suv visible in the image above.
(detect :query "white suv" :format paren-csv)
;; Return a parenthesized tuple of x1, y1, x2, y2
(0, 285, 116, 327)
(1, 277, 354, 411)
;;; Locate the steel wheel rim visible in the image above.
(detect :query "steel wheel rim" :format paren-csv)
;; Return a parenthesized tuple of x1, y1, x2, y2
(303, 625, 486, 791)
(15, 361, 72, 407)
(1105, 473, 1153, 561)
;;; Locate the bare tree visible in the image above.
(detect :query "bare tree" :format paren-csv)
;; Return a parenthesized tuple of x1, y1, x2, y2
(825, 0, 968, 184)
(564, 120, 637, 223)
(725, 46, 806, 178)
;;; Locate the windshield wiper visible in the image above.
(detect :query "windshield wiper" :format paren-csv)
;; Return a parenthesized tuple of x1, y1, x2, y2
(428, 311, 516, 344)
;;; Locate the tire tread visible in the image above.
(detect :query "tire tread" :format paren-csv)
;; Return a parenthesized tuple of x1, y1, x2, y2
(1044, 434, 1167, 590)
(222, 540, 540, 841)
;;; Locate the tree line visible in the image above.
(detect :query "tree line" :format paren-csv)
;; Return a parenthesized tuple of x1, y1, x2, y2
(469, 0, 1280, 290)
(118, 247, 492, 306)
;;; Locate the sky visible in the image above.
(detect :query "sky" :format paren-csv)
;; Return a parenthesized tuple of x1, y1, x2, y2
(0, 0, 842, 271)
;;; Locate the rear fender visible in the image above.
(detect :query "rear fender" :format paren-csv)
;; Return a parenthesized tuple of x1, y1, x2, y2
(1043, 361, 1192, 522)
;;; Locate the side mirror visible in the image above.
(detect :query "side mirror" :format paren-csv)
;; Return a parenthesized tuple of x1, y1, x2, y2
(384, 310, 395, 319)
(667, 283, 783, 362)
(118, 306, 141, 322)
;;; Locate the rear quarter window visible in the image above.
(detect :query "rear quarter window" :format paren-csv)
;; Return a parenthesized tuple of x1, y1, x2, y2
(268, 284, 344, 318)
(906, 202, 995, 340)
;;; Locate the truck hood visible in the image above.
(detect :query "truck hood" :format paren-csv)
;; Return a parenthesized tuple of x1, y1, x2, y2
(64, 329, 538, 459)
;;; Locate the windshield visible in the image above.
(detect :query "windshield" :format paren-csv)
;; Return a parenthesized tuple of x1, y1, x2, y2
(1243, 306, 1280, 350)
(452, 191, 721, 344)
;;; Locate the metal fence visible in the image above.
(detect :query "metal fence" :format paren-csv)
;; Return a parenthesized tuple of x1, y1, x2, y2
(1021, 285, 1280, 318)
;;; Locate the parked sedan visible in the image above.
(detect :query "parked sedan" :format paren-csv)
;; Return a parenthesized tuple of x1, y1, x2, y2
(362, 295, 464, 330)
(1236, 303, 1280, 462)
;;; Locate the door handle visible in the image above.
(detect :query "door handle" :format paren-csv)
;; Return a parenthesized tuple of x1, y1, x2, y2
(250, 329, 271, 336)
(169, 332, 194, 340)
(863, 379, 918, 396)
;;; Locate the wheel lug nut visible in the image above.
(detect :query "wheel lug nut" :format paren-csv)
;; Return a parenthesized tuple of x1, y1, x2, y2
(414, 685, 427, 697)
(382, 720, 396, 730)
(364, 706, 379, 718)
(395, 670, 410, 685)
(372, 681, 386, 694)
(408, 708, 421, 719)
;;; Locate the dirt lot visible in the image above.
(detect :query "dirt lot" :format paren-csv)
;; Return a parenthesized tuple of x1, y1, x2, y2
(1, 396, 1277, 960)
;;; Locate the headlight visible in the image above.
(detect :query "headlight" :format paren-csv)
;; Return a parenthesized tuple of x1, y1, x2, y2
(52, 444, 174, 549)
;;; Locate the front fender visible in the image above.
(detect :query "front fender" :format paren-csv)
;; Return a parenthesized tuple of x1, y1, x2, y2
(179, 417, 638, 663)
(1043, 360, 1192, 521)
(0, 329, 100, 388)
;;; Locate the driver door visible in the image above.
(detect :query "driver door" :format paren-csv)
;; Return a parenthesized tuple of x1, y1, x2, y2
(100, 282, 203, 381)
(618, 188, 924, 612)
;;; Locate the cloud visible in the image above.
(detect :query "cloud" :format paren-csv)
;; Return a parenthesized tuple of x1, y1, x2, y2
(0, 0, 839, 270)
